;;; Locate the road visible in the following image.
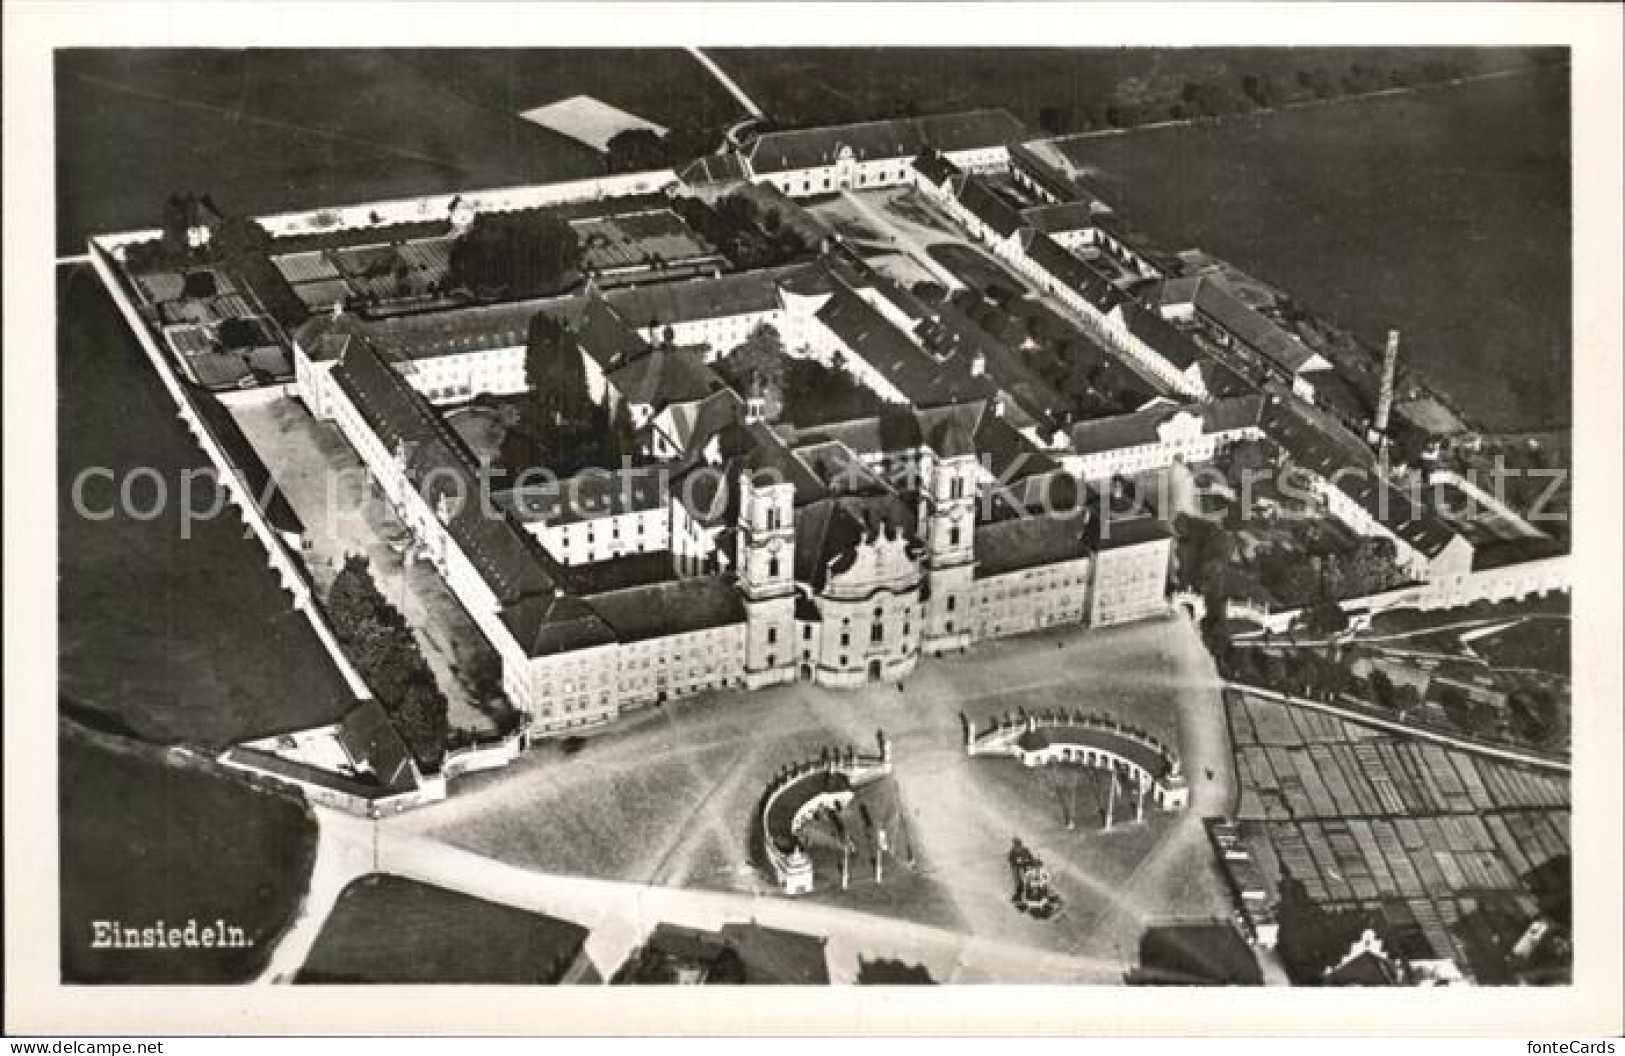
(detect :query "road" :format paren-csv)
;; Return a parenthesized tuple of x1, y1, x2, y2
(687, 47, 765, 120)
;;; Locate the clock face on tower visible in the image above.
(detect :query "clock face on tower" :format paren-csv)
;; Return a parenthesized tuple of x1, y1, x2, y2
(767, 537, 784, 555)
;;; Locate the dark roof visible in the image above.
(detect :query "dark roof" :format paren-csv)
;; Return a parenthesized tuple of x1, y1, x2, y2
(336, 699, 419, 792)
(1021, 200, 1097, 234)
(500, 593, 619, 658)
(606, 269, 787, 333)
(1193, 280, 1317, 375)
(330, 340, 561, 604)
(1324, 948, 1401, 986)
(1132, 924, 1263, 986)
(746, 108, 1027, 174)
(796, 494, 921, 591)
(299, 297, 584, 363)
(566, 552, 682, 596)
(815, 287, 998, 407)
(496, 466, 669, 527)
(1121, 300, 1205, 371)
(718, 922, 831, 985)
(190, 388, 304, 536)
(956, 178, 1025, 240)
(572, 297, 650, 373)
(910, 148, 961, 187)
(634, 921, 830, 985)
(975, 514, 1090, 577)
(1021, 231, 1128, 314)
(608, 346, 723, 406)
(1260, 394, 1464, 559)
(586, 575, 746, 642)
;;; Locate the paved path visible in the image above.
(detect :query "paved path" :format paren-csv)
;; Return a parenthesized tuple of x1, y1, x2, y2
(837, 190, 966, 291)
(255, 807, 375, 983)
(687, 47, 765, 120)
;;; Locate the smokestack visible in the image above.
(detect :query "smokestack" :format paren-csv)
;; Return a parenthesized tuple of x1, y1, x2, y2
(1373, 329, 1400, 438)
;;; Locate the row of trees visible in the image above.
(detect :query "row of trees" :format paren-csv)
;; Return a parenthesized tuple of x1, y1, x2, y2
(1034, 54, 1513, 136)
(326, 555, 449, 768)
(499, 313, 638, 479)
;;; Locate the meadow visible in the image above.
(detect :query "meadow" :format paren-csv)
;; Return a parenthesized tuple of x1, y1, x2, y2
(57, 266, 356, 744)
(1057, 66, 1571, 432)
(55, 49, 743, 251)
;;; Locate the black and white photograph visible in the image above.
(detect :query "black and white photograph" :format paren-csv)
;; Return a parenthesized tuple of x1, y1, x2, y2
(5, 0, 1621, 1041)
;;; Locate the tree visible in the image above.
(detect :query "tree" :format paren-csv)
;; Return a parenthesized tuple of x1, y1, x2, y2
(395, 676, 451, 768)
(604, 128, 669, 173)
(325, 555, 450, 768)
(448, 210, 581, 300)
(1368, 668, 1396, 709)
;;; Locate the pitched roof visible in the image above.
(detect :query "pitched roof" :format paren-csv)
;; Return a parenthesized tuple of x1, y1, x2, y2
(1021, 200, 1097, 234)
(910, 147, 961, 187)
(1008, 141, 1084, 203)
(975, 513, 1090, 577)
(746, 108, 1027, 174)
(956, 178, 1025, 240)
(572, 297, 650, 373)
(495, 466, 669, 527)
(718, 922, 831, 985)
(1193, 279, 1317, 374)
(605, 268, 787, 332)
(586, 575, 746, 642)
(1022, 231, 1129, 314)
(499, 593, 619, 658)
(330, 339, 560, 604)
(815, 286, 999, 407)
(608, 346, 723, 407)
(657, 387, 746, 459)
(336, 699, 419, 792)
(1260, 393, 1464, 558)
(1121, 300, 1205, 371)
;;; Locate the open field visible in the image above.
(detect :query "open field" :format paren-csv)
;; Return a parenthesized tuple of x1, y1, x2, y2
(389, 615, 1235, 969)
(297, 874, 588, 984)
(713, 48, 1545, 136)
(1055, 66, 1571, 432)
(59, 721, 316, 983)
(57, 266, 356, 745)
(55, 49, 743, 251)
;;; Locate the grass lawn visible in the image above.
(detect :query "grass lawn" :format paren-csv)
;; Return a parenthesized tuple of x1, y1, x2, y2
(56, 49, 743, 251)
(59, 721, 316, 983)
(1057, 66, 1570, 431)
(1469, 619, 1571, 678)
(1367, 593, 1571, 635)
(297, 874, 589, 984)
(58, 266, 357, 745)
(927, 243, 1024, 298)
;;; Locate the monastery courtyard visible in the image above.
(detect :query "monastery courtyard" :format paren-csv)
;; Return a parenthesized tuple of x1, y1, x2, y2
(386, 610, 1238, 974)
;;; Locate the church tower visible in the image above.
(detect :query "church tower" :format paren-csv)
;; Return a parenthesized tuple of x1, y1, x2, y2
(737, 470, 797, 688)
(918, 416, 979, 654)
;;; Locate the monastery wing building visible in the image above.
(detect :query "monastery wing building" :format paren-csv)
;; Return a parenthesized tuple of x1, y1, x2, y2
(263, 106, 1534, 741)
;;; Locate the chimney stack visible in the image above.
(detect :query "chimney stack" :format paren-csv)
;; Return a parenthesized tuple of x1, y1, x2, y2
(1373, 328, 1400, 440)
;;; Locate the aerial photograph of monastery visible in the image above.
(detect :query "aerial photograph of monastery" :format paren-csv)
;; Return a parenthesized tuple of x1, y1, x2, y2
(54, 44, 1576, 990)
